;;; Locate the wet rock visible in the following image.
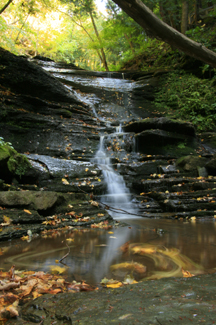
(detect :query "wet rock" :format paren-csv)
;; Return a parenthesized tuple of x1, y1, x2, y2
(0, 47, 82, 105)
(6, 274, 216, 325)
(0, 209, 43, 224)
(0, 191, 62, 211)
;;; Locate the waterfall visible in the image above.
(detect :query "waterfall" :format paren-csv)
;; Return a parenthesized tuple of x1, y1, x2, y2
(116, 124, 122, 133)
(94, 131, 136, 219)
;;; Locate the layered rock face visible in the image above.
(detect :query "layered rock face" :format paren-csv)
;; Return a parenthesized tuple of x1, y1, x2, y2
(1, 48, 216, 241)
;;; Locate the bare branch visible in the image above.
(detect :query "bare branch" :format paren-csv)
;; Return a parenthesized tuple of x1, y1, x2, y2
(0, 0, 13, 15)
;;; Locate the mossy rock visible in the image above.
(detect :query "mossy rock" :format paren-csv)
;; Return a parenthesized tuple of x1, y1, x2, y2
(7, 153, 31, 178)
(176, 155, 207, 171)
(0, 144, 31, 180)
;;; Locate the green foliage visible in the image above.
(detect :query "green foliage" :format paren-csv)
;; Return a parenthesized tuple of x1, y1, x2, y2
(154, 72, 216, 132)
(0, 137, 13, 149)
(186, 24, 216, 50)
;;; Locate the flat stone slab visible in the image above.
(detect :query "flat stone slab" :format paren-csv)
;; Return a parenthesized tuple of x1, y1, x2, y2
(27, 154, 100, 178)
(6, 273, 216, 324)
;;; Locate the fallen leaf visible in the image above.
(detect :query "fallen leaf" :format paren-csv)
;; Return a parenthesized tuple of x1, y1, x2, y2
(62, 178, 69, 185)
(49, 265, 66, 274)
(106, 282, 122, 288)
(182, 268, 194, 277)
(110, 262, 146, 275)
(90, 200, 99, 207)
(119, 314, 132, 320)
(23, 209, 32, 215)
(21, 235, 29, 241)
(3, 216, 11, 225)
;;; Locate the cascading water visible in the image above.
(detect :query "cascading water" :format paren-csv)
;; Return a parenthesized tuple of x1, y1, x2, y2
(94, 129, 137, 219)
(39, 61, 139, 219)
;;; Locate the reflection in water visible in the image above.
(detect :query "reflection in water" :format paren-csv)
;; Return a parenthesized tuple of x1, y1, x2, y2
(0, 218, 216, 285)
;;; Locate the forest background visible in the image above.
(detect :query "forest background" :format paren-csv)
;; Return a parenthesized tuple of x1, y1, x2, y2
(1, 0, 216, 131)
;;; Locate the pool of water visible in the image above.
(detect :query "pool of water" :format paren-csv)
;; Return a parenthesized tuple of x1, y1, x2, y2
(0, 218, 216, 285)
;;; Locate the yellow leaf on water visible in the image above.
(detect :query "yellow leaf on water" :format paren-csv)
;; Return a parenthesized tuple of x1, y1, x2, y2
(49, 265, 66, 274)
(182, 268, 194, 277)
(108, 231, 114, 234)
(110, 262, 146, 275)
(66, 238, 74, 242)
(21, 235, 29, 241)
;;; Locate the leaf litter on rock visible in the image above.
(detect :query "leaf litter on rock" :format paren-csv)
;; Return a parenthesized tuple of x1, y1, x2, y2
(0, 265, 96, 322)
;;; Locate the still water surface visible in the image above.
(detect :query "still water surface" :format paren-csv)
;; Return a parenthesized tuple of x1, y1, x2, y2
(0, 218, 216, 284)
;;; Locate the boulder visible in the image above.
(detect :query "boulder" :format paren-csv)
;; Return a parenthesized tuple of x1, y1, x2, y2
(176, 155, 208, 172)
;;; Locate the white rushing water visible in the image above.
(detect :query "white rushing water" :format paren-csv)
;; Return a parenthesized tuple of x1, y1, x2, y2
(94, 131, 137, 219)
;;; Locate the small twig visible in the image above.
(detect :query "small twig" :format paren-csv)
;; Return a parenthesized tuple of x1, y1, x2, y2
(99, 201, 144, 217)
(156, 318, 163, 325)
(59, 243, 70, 264)
(76, 185, 145, 217)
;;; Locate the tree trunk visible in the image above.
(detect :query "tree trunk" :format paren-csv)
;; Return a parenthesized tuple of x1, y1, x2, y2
(89, 10, 109, 71)
(181, 1, 189, 34)
(0, 0, 13, 15)
(124, 33, 135, 54)
(112, 0, 216, 68)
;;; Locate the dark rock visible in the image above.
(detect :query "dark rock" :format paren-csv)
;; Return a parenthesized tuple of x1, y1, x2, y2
(206, 155, 216, 175)
(124, 117, 196, 136)
(135, 129, 197, 156)
(0, 47, 81, 104)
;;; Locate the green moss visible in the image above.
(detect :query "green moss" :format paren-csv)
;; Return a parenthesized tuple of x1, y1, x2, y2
(7, 153, 31, 178)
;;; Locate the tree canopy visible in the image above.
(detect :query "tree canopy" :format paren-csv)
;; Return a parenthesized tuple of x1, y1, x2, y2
(0, 0, 216, 70)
